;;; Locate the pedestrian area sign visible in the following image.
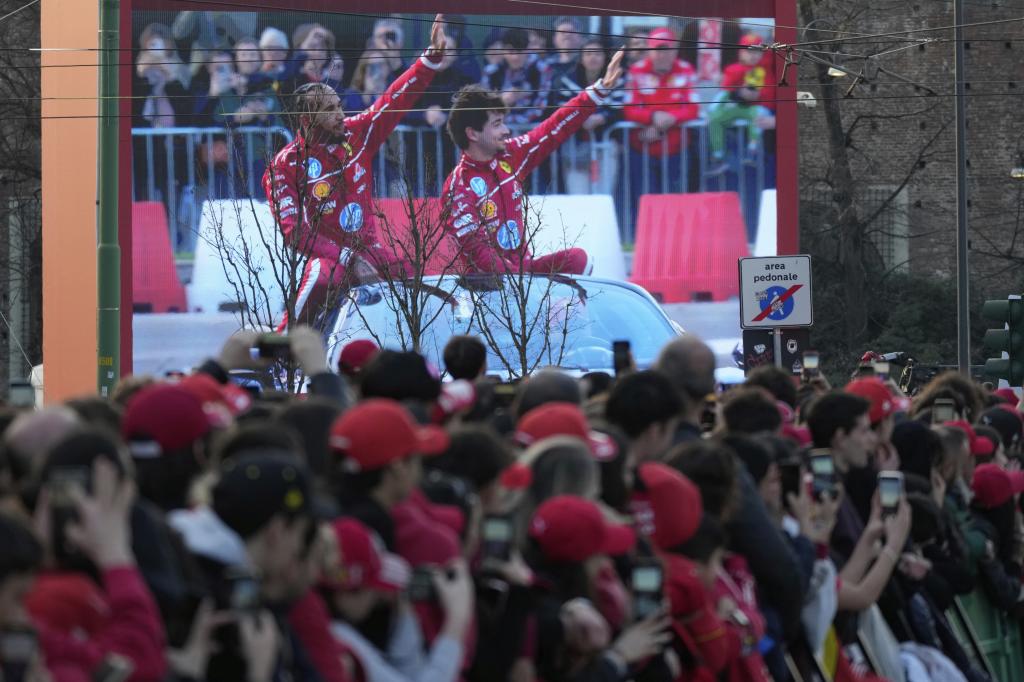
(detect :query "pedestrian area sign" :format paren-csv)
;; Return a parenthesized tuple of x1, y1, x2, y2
(739, 256, 813, 329)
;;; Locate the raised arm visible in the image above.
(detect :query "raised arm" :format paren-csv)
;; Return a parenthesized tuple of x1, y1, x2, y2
(346, 14, 448, 158)
(506, 49, 624, 176)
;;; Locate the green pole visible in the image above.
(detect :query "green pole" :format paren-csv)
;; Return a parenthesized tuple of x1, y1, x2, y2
(97, 0, 120, 396)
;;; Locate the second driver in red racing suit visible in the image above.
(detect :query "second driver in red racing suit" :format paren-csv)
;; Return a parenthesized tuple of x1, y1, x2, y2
(441, 50, 624, 275)
(263, 15, 448, 329)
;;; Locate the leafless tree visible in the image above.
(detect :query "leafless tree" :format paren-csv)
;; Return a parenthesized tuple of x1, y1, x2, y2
(796, 0, 956, 349)
(0, 2, 41, 387)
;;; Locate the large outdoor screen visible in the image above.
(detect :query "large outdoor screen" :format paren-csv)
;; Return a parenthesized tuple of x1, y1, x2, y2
(125, 0, 796, 377)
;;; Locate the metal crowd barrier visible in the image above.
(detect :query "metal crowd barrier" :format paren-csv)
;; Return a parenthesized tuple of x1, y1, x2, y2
(131, 126, 292, 250)
(132, 119, 767, 251)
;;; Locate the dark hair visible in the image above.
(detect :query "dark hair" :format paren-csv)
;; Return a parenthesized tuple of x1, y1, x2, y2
(213, 423, 304, 465)
(907, 493, 942, 545)
(580, 372, 613, 400)
(275, 398, 343, 478)
(805, 392, 871, 448)
(446, 85, 508, 149)
(892, 421, 942, 481)
(360, 351, 441, 403)
(42, 427, 127, 481)
(720, 388, 782, 435)
(673, 514, 725, 563)
(428, 424, 514, 491)
(502, 28, 530, 50)
(65, 397, 123, 433)
(605, 370, 681, 438)
(514, 369, 581, 419)
(744, 365, 798, 408)
(443, 335, 488, 380)
(666, 439, 740, 522)
(592, 422, 631, 512)
(721, 433, 774, 484)
(0, 513, 42, 583)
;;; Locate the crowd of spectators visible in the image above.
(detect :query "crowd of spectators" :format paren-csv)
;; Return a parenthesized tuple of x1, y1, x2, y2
(132, 13, 777, 243)
(2, 322, 1023, 681)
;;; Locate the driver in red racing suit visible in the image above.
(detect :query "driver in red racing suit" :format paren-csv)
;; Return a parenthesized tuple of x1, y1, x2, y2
(263, 15, 449, 330)
(441, 49, 624, 275)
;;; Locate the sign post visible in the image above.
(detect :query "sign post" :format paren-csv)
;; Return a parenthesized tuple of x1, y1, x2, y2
(739, 256, 813, 372)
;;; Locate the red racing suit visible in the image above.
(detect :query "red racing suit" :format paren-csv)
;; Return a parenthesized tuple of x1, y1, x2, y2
(441, 84, 609, 275)
(263, 52, 442, 327)
(623, 57, 699, 156)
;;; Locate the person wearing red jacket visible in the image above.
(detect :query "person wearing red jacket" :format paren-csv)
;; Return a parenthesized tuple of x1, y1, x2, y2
(631, 463, 733, 680)
(263, 15, 449, 330)
(441, 50, 624, 275)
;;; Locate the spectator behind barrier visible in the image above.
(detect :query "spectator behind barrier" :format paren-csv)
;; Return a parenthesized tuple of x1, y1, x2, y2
(483, 28, 547, 126)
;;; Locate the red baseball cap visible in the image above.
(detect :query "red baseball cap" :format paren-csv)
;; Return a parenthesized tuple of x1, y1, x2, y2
(647, 27, 676, 48)
(971, 463, 1024, 509)
(329, 399, 449, 472)
(739, 33, 762, 47)
(632, 463, 703, 550)
(499, 462, 533, 490)
(945, 420, 996, 458)
(529, 495, 636, 563)
(179, 373, 252, 423)
(994, 388, 1021, 407)
(514, 403, 618, 461)
(338, 339, 380, 375)
(845, 378, 896, 425)
(123, 384, 215, 457)
(327, 518, 410, 592)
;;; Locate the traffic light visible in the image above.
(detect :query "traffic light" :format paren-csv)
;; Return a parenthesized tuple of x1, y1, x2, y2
(981, 297, 1024, 386)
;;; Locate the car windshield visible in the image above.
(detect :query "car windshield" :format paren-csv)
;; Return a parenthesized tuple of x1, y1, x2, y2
(327, 275, 677, 377)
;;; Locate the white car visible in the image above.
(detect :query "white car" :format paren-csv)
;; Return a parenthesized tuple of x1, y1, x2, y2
(326, 274, 683, 378)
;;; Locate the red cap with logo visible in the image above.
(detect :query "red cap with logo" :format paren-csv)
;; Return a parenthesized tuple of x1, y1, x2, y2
(180, 373, 252, 423)
(739, 33, 762, 47)
(326, 518, 410, 592)
(329, 399, 449, 472)
(845, 378, 896, 425)
(945, 420, 996, 458)
(648, 27, 677, 48)
(971, 463, 1024, 509)
(529, 495, 636, 563)
(632, 463, 703, 550)
(514, 403, 618, 461)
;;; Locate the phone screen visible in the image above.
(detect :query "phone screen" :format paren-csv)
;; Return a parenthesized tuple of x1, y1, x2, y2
(932, 400, 956, 424)
(809, 451, 836, 498)
(632, 566, 662, 592)
(802, 352, 819, 371)
(878, 473, 903, 515)
(875, 362, 890, 378)
(483, 518, 511, 542)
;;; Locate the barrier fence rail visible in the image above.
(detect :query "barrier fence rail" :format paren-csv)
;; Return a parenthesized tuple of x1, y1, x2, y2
(131, 119, 771, 250)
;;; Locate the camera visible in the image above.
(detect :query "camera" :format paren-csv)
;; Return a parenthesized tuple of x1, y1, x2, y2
(252, 333, 291, 361)
(612, 340, 632, 376)
(217, 568, 261, 613)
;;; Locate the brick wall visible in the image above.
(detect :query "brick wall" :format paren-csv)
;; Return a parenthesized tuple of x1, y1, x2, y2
(796, 1, 1024, 293)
